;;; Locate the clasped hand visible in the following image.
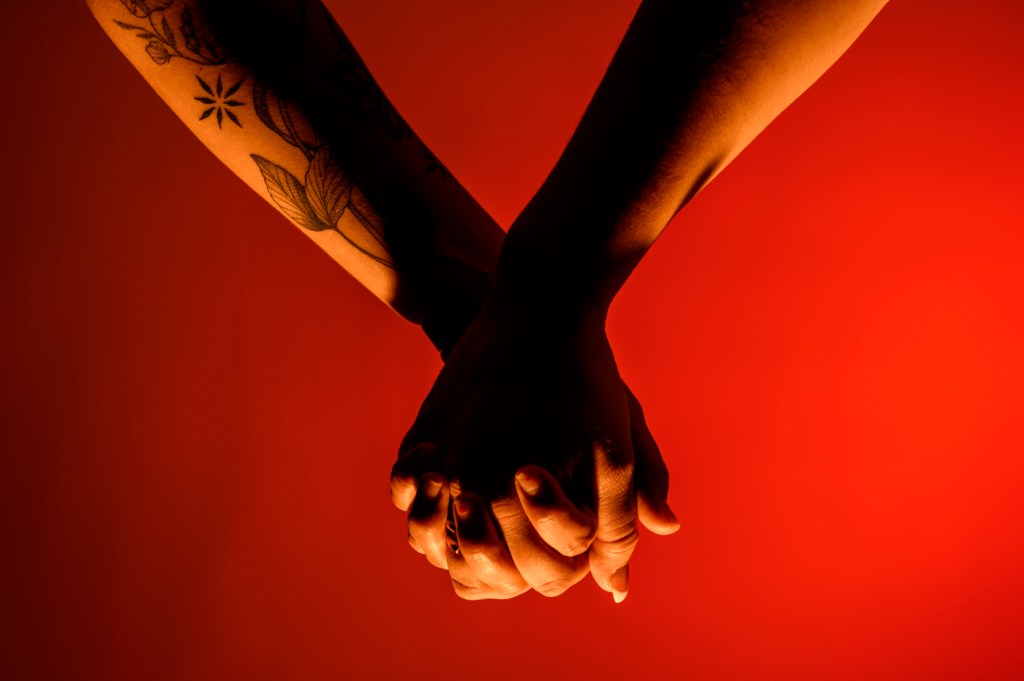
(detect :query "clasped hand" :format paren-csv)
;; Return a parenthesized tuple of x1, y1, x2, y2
(391, 294, 678, 601)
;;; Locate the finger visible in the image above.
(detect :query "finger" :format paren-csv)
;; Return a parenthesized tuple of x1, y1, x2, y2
(447, 493, 530, 600)
(491, 495, 590, 598)
(626, 389, 680, 535)
(449, 575, 506, 601)
(390, 443, 442, 511)
(515, 466, 596, 557)
(589, 441, 638, 604)
(407, 473, 450, 569)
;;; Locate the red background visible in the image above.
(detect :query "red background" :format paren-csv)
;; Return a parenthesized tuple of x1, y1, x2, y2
(3, 1, 1023, 679)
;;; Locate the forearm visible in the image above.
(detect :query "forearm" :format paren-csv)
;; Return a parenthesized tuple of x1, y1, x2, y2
(496, 0, 888, 315)
(86, 0, 502, 351)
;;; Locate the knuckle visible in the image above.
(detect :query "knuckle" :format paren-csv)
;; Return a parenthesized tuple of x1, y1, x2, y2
(461, 542, 505, 569)
(452, 579, 489, 601)
(491, 581, 529, 599)
(489, 497, 531, 541)
(460, 572, 529, 600)
(595, 517, 640, 558)
(462, 548, 520, 587)
(407, 515, 433, 535)
(425, 550, 449, 570)
(598, 531, 639, 563)
(533, 575, 575, 598)
(598, 507, 638, 538)
(559, 536, 593, 557)
(536, 514, 595, 556)
(615, 526, 641, 552)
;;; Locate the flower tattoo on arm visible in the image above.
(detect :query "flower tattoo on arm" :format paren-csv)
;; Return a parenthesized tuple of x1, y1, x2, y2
(113, 0, 225, 66)
(195, 75, 244, 128)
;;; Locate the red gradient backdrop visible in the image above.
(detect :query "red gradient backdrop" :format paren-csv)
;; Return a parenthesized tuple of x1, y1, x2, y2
(2, 1, 1023, 680)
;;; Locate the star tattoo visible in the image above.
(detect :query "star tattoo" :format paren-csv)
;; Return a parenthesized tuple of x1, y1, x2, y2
(195, 74, 244, 128)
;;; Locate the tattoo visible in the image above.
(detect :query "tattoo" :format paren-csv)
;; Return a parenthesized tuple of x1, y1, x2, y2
(252, 152, 392, 268)
(249, 72, 390, 265)
(113, 1, 225, 66)
(114, 0, 454, 270)
(249, 67, 397, 265)
(253, 80, 319, 160)
(195, 75, 244, 128)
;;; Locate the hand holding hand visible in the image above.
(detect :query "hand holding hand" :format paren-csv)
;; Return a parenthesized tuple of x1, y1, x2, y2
(391, 299, 678, 600)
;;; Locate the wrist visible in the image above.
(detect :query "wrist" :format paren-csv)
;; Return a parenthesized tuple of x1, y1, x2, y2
(417, 258, 492, 359)
(479, 270, 610, 347)
(485, 230, 621, 333)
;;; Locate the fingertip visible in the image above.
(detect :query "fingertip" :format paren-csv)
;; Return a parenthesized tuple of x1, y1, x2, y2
(452, 491, 479, 540)
(610, 564, 629, 604)
(451, 491, 491, 547)
(419, 473, 444, 501)
(391, 443, 443, 511)
(514, 465, 566, 511)
(515, 467, 543, 497)
(591, 561, 629, 603)
(589, 558, 612, 595)
(638, 498, 681, 536)
(390, 476, 417, 512)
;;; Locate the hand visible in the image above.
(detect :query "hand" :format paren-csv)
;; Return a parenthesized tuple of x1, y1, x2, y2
(391, 300, 678, 600)
(392, 388, 679, 600)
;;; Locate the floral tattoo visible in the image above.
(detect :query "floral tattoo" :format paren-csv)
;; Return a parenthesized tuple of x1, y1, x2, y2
(195, 75, 244, 128)
(113, 0, 225, 66)
(107, 0, 476, 270)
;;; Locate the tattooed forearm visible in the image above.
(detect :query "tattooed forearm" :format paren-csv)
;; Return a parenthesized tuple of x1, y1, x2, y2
(112, 0, 395, 266)
(97, 0, 498, 334)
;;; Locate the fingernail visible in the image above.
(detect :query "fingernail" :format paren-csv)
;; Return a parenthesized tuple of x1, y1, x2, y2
(610, 565, 629, 604)
(421, 476, 443, 500)
(516, 470, 541, 496)
(454, 498, 471, 519)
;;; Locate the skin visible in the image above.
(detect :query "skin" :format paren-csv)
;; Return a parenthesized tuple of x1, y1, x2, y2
(85, 0, 677, 600)
(87, 0, 888, 602)
(397, 0, 889, 601)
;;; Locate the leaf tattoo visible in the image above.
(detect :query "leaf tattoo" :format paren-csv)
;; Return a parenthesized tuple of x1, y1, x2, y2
(161, 16, 176, 49)
(252, 155, 330, 233)
(306, 148, 353, 226)
(252, 154, 393, 267)
(252, 81, 320, 161)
